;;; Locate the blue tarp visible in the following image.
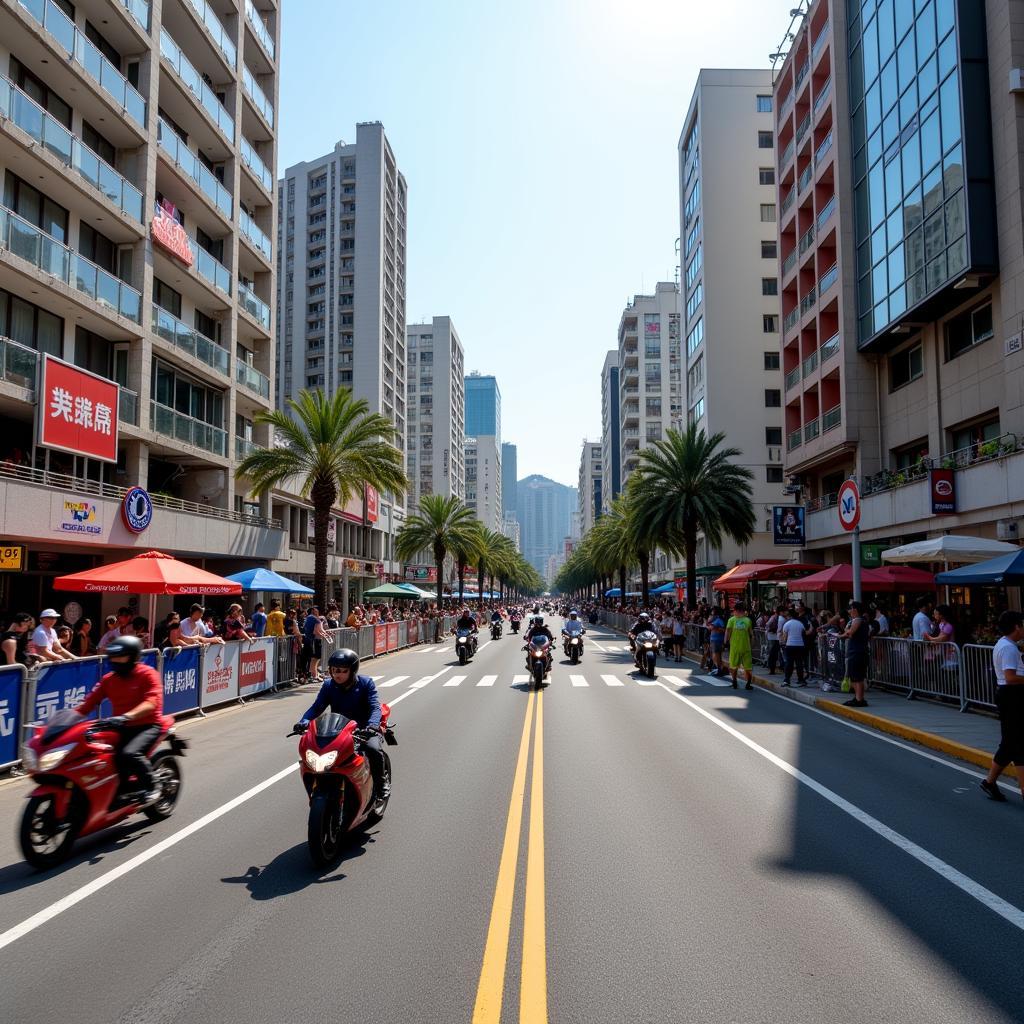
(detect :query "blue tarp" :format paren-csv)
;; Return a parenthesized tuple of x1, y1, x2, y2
(225, 567, 314, 594)
(934, 550, 1024, 585)
(604, 588, 642, 597)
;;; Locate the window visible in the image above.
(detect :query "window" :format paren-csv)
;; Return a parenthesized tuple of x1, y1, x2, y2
(685, 244, 702, 288)
(766, 466, 784, 483)
(686, 317, 704, 357)
(79, 224, 117, 274)
(644, 338, 661, 359)
(757, 95, 773, 113)
(764, 351, 780, 370)
(688, 397, 705, 424)
(766, 427, 783, 446)
(893, 440, 929, 471)
(82, 121, 115, 166)
(758, 131, 774, 149)
(950, 417, 1001, 454)
(0, 287, 63, 356)
(765, 389, 781, 407)
(686, 282, 703, 321)
(684, 180, 701, 222)
(10, 58, 71, 128)
(3, 171, 68, 242)
(759, 167, 775, 185)
(889, 342, 924, 390)
(763, 314, 779, 333)
(685, 218, 700, 255)
(945, 303, 994, 361)
(152, 278, 182, 318)
(760, 203, 776, 222)
(762, 277, 778, 296)
(761, 241, 777, 259)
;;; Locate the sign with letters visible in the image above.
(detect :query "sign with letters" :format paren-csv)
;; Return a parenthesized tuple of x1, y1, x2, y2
(200, 643, 239, 707)
(930, 468, 956, 514)
(0, 544, 26, 571)
(51, 493, 104, 537)
(238, 638, 277, 697)
(151, 202, 194, 265)
(38, 355, 118, 462)
(161, 645, 200, 716)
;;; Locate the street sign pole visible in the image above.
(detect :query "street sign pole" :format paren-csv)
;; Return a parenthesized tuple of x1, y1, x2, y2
(852, 527, 862, 601)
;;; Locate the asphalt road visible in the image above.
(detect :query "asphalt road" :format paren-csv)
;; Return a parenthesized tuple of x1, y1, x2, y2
(2, 622, 1023, 1024)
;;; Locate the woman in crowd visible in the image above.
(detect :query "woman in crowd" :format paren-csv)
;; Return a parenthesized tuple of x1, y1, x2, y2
(70, 618, 94, 657)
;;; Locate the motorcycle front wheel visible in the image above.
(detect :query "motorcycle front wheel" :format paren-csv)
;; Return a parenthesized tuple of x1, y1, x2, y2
(308, 789, 344, 867)
(645, 653, 657, 678)
(364, 753, 391, 827)
(458, 647, 467, 665)
(20, 794, 80, 870)
(533, 662, 544, 688)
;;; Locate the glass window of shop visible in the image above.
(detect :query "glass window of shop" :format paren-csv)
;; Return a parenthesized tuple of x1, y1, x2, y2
(848, 0, 967, 344)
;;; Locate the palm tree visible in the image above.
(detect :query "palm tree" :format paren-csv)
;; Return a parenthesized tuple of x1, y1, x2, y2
(236, 389, 406, 608)
(631, 424, 755, 609)
(475, 527, 509, 607)
(451, 518, 485, 607)
(590, 496, 638, 602)
(395, 495, 478, 610)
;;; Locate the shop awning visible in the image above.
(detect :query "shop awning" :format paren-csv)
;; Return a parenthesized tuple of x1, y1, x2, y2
(935, 550, 1024, 585)
(787, 564, 890, 593)
(363, 583, 422, 600)
(868, 566, 937, 591)
(882, 536, 1019, 564)
(712, 562, 821, 593)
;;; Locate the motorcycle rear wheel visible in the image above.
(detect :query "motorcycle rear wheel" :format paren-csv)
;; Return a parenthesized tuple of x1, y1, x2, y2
(20, 794, 80, 870)
(308, 789, 344, 867)
(143, 751, 182, 822)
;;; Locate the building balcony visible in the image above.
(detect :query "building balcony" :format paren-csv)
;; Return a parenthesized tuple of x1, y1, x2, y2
(798, 223, 815, 255)
(800, 286, 817, 317)
(802, 349, 818, 378)
(816, 194, 836, 233)
(119, 0, 150, 32)
(245, 0, 275, 60)
(0, 76, 144, 223)
(785, 365, 801, 392)
(813, 77, 832, 119)
(782, 249, 797, 279)
(822, 403, 841, 433)
(798, 161, 814, 193)
(780, 137, 795, 170)
(0, 334, 39, 394)
(18, 0, 147, 129)
(783, 307, 800, 334)
(238, 281, 271, 331)
(820, 331, 840, 364)
(235, 435, 256, 460)
(240, 136, 274, 194)
(781, 185, 796, 216)
(812, 22, 830, 61)
(236, 360, 271, 399)
(819, 262, 839, 297)
(787, 428, 802, 452)
(795, 112, 811, 145)
(159, 27, 235, 144)
(795, 58, 810, 90)
(182, 0, 236, 68)
(803, 417, 820, 443)
(777, 88, 793, 123)
(0, 204, 142, 324)
(150, 400, 227, 457)
(156, 117, 233, 221)
(242, 65, 274, 128)
(152, 303, 229, 376)
(194, 245, 232, 300)
(815, 130, 834, 166)
(119, 386, 139, 426)
(239, 207, 272, 263)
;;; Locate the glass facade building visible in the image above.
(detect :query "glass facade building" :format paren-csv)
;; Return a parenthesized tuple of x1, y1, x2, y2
(465, 373, 501, 445)
(847, 0, 996, 349)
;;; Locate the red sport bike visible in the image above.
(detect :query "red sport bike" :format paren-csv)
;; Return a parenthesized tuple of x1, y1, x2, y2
(19, 709, 187, 870)
(289, 706, 396, 867)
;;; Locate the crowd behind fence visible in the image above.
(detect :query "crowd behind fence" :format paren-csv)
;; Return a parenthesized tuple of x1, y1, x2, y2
(597, 609, 1000, 714)
(0, 614, 459, 774)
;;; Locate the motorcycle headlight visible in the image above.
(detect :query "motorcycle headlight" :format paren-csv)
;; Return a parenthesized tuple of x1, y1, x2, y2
(644, 643, 654, 650)
(38, 744, 75, 772)
(304, 749, 338, 772)
(457, 637, 466, 644)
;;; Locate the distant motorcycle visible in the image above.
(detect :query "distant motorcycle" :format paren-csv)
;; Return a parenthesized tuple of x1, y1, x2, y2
(510, 617, 521, 634)
(490, 620, 502, 640)
(634, 629, 660, 678)
(525, 636, 552, 688)
(562, 628, 585, 665)
(456, 628, 478, 665)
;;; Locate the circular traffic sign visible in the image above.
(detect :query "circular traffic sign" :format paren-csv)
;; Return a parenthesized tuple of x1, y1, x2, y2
(837, 479, 861, 532)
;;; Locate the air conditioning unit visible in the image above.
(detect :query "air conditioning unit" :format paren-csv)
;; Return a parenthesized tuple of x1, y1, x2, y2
(997, 520, 1019, 541)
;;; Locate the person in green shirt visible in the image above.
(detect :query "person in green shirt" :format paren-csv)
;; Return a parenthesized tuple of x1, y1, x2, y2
(725, 600, 754, 691)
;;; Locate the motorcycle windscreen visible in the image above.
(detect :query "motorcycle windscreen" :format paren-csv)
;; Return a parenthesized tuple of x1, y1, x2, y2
(314, 711, 353, 747)
(636, 630, 659, 643)
(41, 708, 84, 744)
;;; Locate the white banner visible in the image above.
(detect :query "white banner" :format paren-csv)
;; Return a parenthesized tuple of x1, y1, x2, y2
(238, 637, 276, 697)
(200, 643, 239, 707)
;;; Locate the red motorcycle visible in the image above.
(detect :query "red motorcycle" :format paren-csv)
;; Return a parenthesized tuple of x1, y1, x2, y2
(19, 709, 187, 870)
(289, 706, 396, 867)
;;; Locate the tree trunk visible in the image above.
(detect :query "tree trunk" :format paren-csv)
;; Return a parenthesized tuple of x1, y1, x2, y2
(477, 563, 485, 608)
(458, 558, 466, 605)
(640, 551, 650, 608)
(310, 480, 337, 609)
(488, 572, 495, 608)
(685, 530, 698, 611)
(434, 542, 445, 612)
(618, 564, 626, 601)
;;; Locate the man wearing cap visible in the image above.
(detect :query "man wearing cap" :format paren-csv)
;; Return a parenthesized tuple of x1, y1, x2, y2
(30, 610, 75, 662)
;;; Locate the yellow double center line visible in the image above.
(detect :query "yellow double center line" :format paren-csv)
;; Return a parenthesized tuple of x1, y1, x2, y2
(472, 690, 547, 1024)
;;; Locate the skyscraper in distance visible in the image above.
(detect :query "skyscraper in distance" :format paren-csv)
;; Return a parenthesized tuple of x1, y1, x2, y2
(465, 372, 501, 446)
(501, 442, 518, 514)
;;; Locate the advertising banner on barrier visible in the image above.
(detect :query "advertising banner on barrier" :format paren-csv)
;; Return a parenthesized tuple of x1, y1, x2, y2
(33, 658, 104, 721)
(0, 667, 22, 766)
(162, 646, 200, 715)
(239, 638, 276, 697)
(201, 643, 239, 706)
(408, 618, 419, 644)
(386, 622, 399, 651)
(374, 624, 387, 656)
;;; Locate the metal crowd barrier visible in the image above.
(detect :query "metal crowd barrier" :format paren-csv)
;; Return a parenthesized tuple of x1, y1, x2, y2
(867, 635, 965, 707)
(961, 644, 999, 712)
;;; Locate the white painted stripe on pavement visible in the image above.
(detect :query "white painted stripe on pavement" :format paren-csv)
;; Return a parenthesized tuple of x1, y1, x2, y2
(601, 674, 625, 687)
(570, 674, 589, 687)
(697, 673, 731, 687)
(437, 647, 452, 653)
(512, 674, 531, 685)
(378, 676, 407, 688)
(661, 674, 693, 688)
(477, 675, 498, 687)
(418, 646, 436, 654)
(654, 681, 1024, 933)
(477, 640, 492, 652)
(444, 675, 466, 687)
(411, 665, 452, 688)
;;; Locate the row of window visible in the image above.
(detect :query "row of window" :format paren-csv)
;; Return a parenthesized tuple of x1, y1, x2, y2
(888, 300, 994, 391)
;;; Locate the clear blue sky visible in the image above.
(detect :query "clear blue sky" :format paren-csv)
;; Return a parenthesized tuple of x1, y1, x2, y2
(279, 1, 789, 487)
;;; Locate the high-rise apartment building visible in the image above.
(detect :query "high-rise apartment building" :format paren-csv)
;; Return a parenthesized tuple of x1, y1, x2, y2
(617, 283, 681, 485)
(517, 474, 576, 579)
(501, 441, 518, 513)
(464, 434, 501, 532)
(465, 372, 500, 445)
(600, 350, 621, 511)
(501, 511, 521, 552)
(0, 0, 285, 617)
(773, 0, 1024, 563)
(406, 318, 465, 509)
(678, 69, 787, 567)
(577, 441, 602, 536)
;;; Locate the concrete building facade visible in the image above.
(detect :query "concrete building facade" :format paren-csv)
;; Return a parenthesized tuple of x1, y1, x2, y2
(600, 349, 621, 512)
(464, 434, 501, 533)
(577, 440, 602, 537)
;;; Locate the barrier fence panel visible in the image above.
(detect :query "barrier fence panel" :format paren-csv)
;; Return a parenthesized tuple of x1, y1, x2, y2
(397, 620, 408, 648)
(161, 646, 201, 715)
(0, 663, 26, 769)
(276, 635, 299, 687)
(339, 627, 358, 653)
(752, 627, 768, 666)
(199, 641, 241, 711)
(356, 625, 374, 660)
(385, 622, 399, 652)
(819, 633, 847, 688)
(238, 637, 277, 698)
(867, 636, 965, 707)
(961, 644, 998, 712)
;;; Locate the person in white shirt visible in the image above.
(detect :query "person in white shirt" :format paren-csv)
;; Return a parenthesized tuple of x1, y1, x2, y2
(30, 609, 74, 662)
(179, 604, 225, 645)
(97, 614, 121, 651)
(780, 607, 810, 687)
(911, 597, 934, 641)
(981, 610, 1024, 802)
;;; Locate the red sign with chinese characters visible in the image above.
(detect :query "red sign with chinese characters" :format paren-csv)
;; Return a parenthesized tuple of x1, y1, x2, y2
(373, 624, 387, 656)
(151, 206, 194, 266)
(386, 622, 399, 651)
(38, 356, 119, 462)
(365, 485, 379, 524)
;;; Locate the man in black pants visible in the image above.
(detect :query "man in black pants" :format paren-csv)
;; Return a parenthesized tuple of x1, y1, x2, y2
(780, 607, 811, 687)
(981, 611, 1024, 803)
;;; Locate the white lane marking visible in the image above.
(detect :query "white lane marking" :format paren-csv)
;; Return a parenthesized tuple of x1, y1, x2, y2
(601, 675, 625, 687)
(570, 674, 589, 687)
(410, 665, 452, 688)
(437, 647, 452, 654)
(444, 675, 467, 687)
(477, 675, 498, 687)
(654, 680, 1024, 933)
(661, 674, 693, 688)
(588, 639, 611, 653)
(418, 647, 436, 654)
(513, 674, 531, 685)
(696, 673, 731, 688)
(378, 676, 407, 688)
(477, 640, 492, 652)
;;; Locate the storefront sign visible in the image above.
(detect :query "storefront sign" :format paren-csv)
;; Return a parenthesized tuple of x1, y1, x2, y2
(151, 203, 194, 266)
(404, 565, 438, 583)
(366, 486, 379, 524)
(121, 486, 153, 533)
(0, 544, 26, 571)
(200, 643, 239, 706)
(773, 506, 806, 545)
(860, 543, 885, 568)
(51, 494, 104, 537)
(930, 468, 956, 514)
(38, 355, 118, 462)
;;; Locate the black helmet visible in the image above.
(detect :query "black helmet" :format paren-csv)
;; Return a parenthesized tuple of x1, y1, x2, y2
(638, 612, 651, 624)
(327, 648, 360, 674)
(106, 635, 143, 663)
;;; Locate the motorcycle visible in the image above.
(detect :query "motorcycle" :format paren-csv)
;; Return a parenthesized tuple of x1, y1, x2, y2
(563, 629, 584, 665)
(19, 709, 186, 870)
(490, 620, 502, 640)
(456, 628, 477, 664)
(510, 617, 521, 634)
(289, 707, 397, 867)
(634, 629, 660, 678)
(525, 636, 552, 688)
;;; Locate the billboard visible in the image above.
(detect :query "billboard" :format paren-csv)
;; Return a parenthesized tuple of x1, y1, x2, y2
(38, 355, 119, 462)
(772, 505, 805, 545)
(200, 643, 239, 706)
(930, 468, 956, 514)
(404, 565, 438, 583)
(239, 638, 276, 697)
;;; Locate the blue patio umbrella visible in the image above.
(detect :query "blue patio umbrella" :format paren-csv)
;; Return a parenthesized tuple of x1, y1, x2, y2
(934, 549, 1024, 586)
(225, 567, 314, 594)
(651, 582, 679, 594)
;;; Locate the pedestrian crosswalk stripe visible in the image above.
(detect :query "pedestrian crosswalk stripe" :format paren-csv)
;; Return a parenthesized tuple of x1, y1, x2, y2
(697, 673, 731, 687)
(601, 675, 625, 687)
(513, 673, 531, 685)
(444, 675, 466, 687)
(437, 647, 452, 653)
(477, 675, 497, 687)
(418, 647, 436, 654)
(661, 674, 693, 688)
(378, 675, 408, 688)
(570, 674, 589, 687)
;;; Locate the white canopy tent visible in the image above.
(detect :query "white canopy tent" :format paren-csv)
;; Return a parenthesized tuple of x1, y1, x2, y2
(881, 536, 1020, 565)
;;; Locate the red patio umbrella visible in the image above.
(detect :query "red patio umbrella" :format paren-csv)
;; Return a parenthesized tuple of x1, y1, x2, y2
(867, 565, 937, 592)
(787, 564, 890, 593)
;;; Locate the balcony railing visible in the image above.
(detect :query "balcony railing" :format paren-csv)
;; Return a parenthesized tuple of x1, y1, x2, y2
(812, 22, 830, 60)
(784, 307, 800, 333)
(795, 112, 811, 143)
(819, 262, 839, 295)
(820, 332, 840, 364)
(157, 118, 232, 219)
(238, 281, 270, 328)
(0, 334, 39, 391)
(780, 137, 795, 169)
(822, 404, 841, 432)
(800, 286, 817, 316)
(152, 303, 229, 375)
(804, 417, 820, 442)
(239, 208, 272, 261)
(183, 0, 235, 66)
(813, 77, 832, 117)
(193, 245, 232, 298)
(240, 136, 273, 192)
(0, 204, 142, 323)
(235, 435, 256, 460)
(798, 224, 815, 254)
(798, 161, 814, 192)
(245, 0, 275, 59)
(782, 249, 797, 277)
(159, 27, 234, 142)
(785, 366, 801, 391)
(802, 350, 818, 378)
(787, 428, 802, 451)
(18, 0, 147, 127)
(242, 66, 274, 127)
(795, 59, 810, 89)
(119, 0, 149, 31)
(0, 77, 144, 222)
(150, 400, 226, 456)
(236, 360, 270, 399)
(777, 89, 793, 122)
(815, 130, 834, 165)
(118, 386, 138, 425)
(781, 186, 796, 215)
(816, 194, 836, 232)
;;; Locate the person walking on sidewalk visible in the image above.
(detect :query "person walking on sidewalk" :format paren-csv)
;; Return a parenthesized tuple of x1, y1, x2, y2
(725, 601, 755, 690)
(781, 607, 811, 687)
(841, 600, 870, 707)
(765, 605, 782, 674)
(706, 607, 727, 677)
(980, 611, 1024, 803)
